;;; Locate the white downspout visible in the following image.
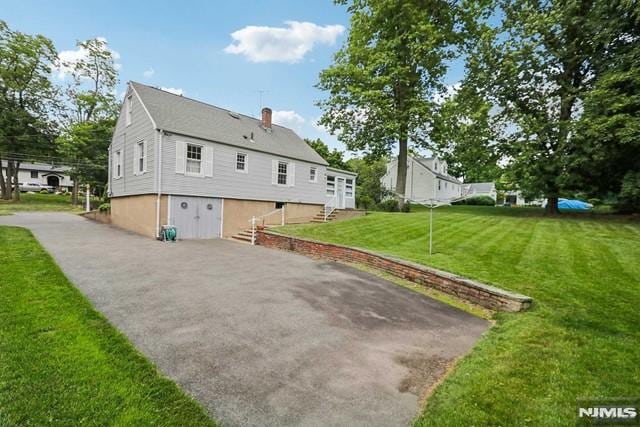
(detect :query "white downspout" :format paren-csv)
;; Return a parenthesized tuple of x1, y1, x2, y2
(155, 129, 163, 238)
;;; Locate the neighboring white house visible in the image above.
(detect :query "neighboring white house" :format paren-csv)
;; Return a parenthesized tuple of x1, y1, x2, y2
(1, 160, 73, 190)
(462, 182, 497, 201)
(108, 82, 356, 239)
(381, 156, 462, 202)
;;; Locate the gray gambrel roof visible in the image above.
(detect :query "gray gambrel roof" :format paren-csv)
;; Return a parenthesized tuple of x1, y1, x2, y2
(130, 82, 328, 165)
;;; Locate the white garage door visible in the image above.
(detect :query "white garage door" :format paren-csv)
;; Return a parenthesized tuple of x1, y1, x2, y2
(170, 196, 222, 239)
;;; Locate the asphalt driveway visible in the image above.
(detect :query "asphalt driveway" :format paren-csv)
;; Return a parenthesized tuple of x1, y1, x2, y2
(0, 213, 489, 427)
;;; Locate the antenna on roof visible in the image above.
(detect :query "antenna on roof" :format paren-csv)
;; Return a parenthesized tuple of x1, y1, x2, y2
(254, 90, 269, 115)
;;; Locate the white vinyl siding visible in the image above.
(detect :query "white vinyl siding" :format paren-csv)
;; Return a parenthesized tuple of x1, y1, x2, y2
(161, 133, 325, 204)
(175, 141, 185, 174)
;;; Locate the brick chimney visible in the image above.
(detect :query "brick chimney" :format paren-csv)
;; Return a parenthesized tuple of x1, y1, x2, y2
(261, 107, 272, 130)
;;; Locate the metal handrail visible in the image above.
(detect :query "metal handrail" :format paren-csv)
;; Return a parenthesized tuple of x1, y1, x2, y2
(248, 206, 285, 245)
(324, 195, 337, 221)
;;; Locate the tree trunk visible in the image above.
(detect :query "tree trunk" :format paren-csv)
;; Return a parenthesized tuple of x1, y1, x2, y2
(4, 160, 14, 200)
(395, 126, 408, 210)
(12, 162, 20, 201)
(0, 156, 6, 199)
(71, 180, 79, 206)
(545, 196, 560, 215)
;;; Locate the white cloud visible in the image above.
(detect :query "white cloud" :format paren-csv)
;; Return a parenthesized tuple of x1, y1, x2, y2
(272, 110, 305, 128)
(224, 21, 344, 63)
(143, 68, 155, 78)
(55, 37, 121, 79)
(161, 87, 184, 96)
(433, 82, 461, 104)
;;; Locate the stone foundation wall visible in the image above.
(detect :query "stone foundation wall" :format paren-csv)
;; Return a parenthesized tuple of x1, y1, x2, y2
(81, 210, 111, 224)
(256, 231, 532, 312)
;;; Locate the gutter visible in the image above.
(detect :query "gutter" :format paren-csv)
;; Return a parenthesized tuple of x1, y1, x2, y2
(155, 129, 163, 238)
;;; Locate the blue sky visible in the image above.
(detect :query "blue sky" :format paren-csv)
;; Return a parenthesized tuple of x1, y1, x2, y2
(2, 0, 463, 154)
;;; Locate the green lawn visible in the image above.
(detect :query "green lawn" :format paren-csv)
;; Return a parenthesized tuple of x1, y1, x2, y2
(278, 206, 640, 426)
(0, 193, 83, 215)
(0, 226, 215, 426)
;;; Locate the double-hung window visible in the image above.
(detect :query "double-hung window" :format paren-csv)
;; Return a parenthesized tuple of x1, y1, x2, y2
(309, 167, 317, 183)
(326, 175, 335, 196)
(277, 161, 288, 185)
(438, 179, 441, 190)
(136, 140, 146, 175)
(30, 170, 38, 178)
(346, 178, 354, 198)
(236, 152, 247, 173)
(186, 144, 202, 175)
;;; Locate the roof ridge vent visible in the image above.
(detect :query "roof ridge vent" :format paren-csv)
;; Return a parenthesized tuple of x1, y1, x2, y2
(228, 111, 240, 119)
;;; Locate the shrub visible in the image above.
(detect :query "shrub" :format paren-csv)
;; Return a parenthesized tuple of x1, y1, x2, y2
(453, 195, 496, 206)
(615, 171, 640, 213)
(98, 203, 111, 212)
(401, 201, 411, 212)
(378, 199, 400, 212)
(39, 189, 49, 194)
(587, 198, 602, 206)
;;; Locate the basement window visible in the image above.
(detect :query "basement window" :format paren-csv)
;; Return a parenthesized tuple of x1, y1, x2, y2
(30, 170, 38, 178)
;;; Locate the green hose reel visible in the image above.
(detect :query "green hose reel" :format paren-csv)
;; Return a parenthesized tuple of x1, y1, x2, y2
(161, 225, 177, 242)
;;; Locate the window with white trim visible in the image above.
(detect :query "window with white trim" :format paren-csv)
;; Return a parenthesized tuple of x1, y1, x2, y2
(126, 95, 132, 126)
(136, 141, 146, 174)
(236, 152, 247, 173)
(309, 167, 317, 183)
(30, 170, 38, 178)
(346, 178, 354, 198)
(114, 150, 122, 178)
(326, 175, 335, 196)
(445, 181, 448, 189)
(277, 161, 288, 185)
(438, 179, 441, 190)
(186, 144, 202, 175)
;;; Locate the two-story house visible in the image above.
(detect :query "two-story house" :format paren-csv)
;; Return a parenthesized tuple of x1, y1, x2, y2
(108, 82, 356, 239)
(381, 156, 462, 203)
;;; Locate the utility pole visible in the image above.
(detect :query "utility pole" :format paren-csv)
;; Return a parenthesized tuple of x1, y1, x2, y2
(85, 184, 90, 212)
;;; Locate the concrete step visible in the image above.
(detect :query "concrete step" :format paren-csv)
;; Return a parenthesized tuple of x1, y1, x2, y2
(231, 234, 252, 242)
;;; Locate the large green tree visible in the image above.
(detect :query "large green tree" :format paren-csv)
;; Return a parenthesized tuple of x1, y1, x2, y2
(304, 138, 351, 170)
(317, 0, 460, 207)
(56, 37, 119, 204)
(0, 20, 58, 200)
(464, 0, 638, 213)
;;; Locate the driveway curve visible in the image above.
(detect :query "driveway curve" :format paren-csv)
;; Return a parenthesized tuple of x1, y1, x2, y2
(0, 213, 488, 427)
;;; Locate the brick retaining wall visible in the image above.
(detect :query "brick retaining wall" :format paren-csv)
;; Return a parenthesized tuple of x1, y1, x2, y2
(256, 231, 532, 312)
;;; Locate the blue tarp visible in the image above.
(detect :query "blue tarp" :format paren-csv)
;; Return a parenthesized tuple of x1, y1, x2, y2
(558, 199, 592, 210)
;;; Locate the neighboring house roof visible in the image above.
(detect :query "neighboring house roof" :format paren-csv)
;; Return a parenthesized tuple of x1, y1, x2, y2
(412, 157, 462, 185)
(130, 82, 328, 166)
(327, 166, 357, 176)
(1, 160, 71, 174)
(463, 182, 495, 193)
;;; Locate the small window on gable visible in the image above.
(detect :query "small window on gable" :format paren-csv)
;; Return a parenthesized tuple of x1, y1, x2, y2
(309, 167, 317, 183)
(30, 170, 38, 179)
(114, 150, 122, 179)
(126, 95, 132, 126)
(438, 179, 441, 190)
(434, 161, 438, 171)
(445, 181, 448, 189)
(236, 152, 247, 173)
